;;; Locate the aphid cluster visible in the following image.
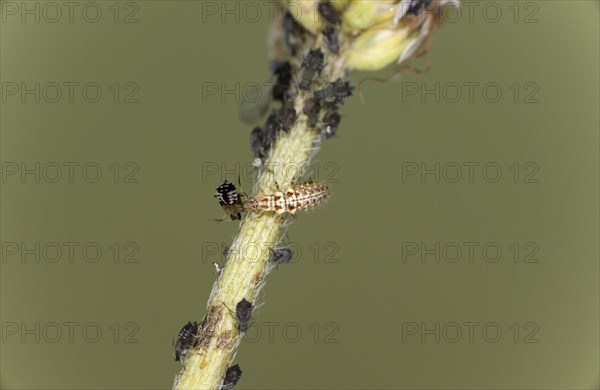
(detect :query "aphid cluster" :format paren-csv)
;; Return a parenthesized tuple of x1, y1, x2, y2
(308, 77, 352, 139)
(295, 2, 350, 139)
(248, 60, 299, 164)
(247, 7, 352, 163)
(244, 8, 309, 163)
(283, 17, 351, 140)
(222, 364, 243, 389)
(250, 103, 298, 163)
(318, 1, 341, 54)
(214, 180, 245, 221)
(246, 182, 330, 215)
(174, 321, 199, 362)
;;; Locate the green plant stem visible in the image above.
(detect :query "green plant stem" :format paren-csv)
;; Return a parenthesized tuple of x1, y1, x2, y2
(174, 44, 348, 390)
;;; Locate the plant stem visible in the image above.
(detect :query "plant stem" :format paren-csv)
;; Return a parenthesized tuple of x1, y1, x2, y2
(174, 37, 348, 390)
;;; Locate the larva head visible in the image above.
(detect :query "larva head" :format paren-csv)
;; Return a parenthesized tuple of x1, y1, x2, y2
(245, 197, 258, 212)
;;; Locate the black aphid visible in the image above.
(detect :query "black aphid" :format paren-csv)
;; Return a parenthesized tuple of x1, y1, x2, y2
(250, 127, 266, 159)
(235, 298, 253, 332)
(322, 25, 339, 54)
(318, 1, 341, 24)
(272, 247, 293, 265)
(321, 111, 341, 138)
(279, 104, 297, 132)
(263, 110, 281, 144)
(214, 180, 244, 220)
(222, 364, 243, 389)
(174, 321, 199, 362)
(272, 61, 293, 103)
(299, 49, 325, 90)
(282, 11, 305, 56)
(303, 98, 322, 128)
(314, 79, 354, 104)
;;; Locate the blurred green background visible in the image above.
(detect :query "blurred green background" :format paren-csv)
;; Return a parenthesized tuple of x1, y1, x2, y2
(1, 1, 598, 389)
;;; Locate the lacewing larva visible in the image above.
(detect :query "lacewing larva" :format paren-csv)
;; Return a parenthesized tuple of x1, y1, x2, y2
(246, 182, 330, 215)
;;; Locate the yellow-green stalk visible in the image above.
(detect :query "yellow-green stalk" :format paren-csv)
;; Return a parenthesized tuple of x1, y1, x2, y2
(174, 1, 458, 388)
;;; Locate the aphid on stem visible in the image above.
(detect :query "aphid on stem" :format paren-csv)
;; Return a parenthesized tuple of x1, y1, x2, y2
(314, 79, 354, 104)
(321, 111, 341, 139)
(222, 298, 253, 333)
(222, 364, 243, 389)
(282, 11, 306, 56)
(250, 126, 266, 160)
(173, 321, 199, 362)
(279, 102, 297, 132)
(303, 98, 322, 128)
(299, 48, 325, 90)
(271, 247, 294, 265)
(235, 298, 253, 333)
(271, 61, 293, 103)
(318, 1, 341, 24)
(263, 110, 281, 145)
(322, 25, 339, 54)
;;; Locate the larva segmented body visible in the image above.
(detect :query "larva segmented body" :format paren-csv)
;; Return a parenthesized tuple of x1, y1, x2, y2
(247, 182, 329, 215)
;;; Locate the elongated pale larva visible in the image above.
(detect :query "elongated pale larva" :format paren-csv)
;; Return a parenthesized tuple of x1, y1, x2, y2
(246, 182, 329, 215)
